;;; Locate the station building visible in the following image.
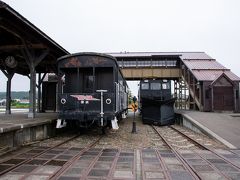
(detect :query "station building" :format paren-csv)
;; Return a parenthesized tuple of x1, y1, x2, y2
(0, 1, 240, 118)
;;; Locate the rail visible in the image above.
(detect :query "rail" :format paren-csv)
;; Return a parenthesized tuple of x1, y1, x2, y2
(49, 136, 102, 179)
(170, 125, 240, 170)
(151, 125, 201, 180)
(0, 134, 81, 176)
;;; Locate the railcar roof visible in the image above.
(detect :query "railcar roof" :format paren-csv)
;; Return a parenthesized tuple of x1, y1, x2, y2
(57, 52, 128, 86)
(57, 52, 117, 62)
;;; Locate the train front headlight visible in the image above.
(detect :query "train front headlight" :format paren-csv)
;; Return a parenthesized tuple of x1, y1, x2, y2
(106, 98, 111, 104)
(61, 98, 66, 104)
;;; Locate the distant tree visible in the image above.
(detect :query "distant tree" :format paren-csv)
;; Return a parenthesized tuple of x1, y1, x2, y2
(11, 99, 18, 106)
(0, 91, 29, 99)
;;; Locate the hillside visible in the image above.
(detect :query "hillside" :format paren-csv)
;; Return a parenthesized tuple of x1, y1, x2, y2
(0, 91, 29, 99)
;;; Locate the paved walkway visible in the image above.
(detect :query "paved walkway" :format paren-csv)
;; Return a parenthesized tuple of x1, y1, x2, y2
(178, 110, 240, 148)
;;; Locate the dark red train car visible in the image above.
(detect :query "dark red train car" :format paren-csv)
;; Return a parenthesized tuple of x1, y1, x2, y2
(57, 52, 128, 129)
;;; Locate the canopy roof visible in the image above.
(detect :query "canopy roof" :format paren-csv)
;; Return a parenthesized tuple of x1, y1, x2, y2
(0, 1, 69, 75)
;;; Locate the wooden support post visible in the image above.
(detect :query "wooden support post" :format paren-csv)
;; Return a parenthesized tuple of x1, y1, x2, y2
(1, 70, 14, 114)
(22, 41, 49, 118)
(29, 68, 36, 118)
(37, 72, 47, 113)
(233, 86, 237, 112)
(199, 82, 202, 111)
(37, 73, 41, 113)
(211, 87, 214, 111)
(193, 78, 196, 110)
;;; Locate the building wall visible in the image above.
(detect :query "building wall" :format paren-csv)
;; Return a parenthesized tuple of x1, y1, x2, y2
(202, 82, 212, 111)
(202, 81, 240, 112)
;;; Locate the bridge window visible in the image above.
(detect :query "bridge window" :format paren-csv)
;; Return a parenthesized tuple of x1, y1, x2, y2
(152, 60, 159, 67)
(151, 83, 161, 90)
(138, 61, 151, 67)
(166, 60, 177, 67)
(118, 61, 123, 67)
(123, 61, 136, 67)
(160, 61, 166, 66)
(141, 83, 149, 90)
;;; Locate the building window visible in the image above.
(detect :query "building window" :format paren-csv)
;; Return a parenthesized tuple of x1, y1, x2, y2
(236, 90, 239, 99)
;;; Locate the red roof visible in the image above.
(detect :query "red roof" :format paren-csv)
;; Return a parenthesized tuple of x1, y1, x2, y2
(192, 70, 240, 81)
(183, 59, 227, 70)
(108, 52, 212, 59)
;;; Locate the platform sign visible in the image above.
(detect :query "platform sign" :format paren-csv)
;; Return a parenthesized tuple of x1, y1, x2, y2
(131, 103, 138, 112)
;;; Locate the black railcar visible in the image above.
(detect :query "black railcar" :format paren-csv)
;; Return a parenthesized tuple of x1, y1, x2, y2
(139, 79, 176, 125)
(57, 52, 128, 129)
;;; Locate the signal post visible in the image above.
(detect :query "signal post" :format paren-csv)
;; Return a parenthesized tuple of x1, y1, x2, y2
(132, 96, 138, 133)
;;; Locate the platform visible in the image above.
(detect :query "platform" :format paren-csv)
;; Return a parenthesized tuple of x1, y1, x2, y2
(176, 110, 240, 149)
(0, 112, 57, 148)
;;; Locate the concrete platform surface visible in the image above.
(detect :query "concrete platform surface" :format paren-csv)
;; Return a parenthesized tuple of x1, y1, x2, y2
(177, 110, 240, 149)
(0, 113, 57, 133)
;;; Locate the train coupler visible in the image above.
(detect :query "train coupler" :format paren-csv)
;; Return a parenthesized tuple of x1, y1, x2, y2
(122, 113, 127, 119)
(111, 117, 119, 130)
(56, 119, 67, 128)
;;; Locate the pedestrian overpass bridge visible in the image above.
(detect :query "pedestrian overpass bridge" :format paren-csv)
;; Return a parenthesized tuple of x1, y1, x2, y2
(108, 52, 240, 112)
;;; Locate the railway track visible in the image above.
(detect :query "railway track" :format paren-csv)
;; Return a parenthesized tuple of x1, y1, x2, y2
(151, 125, 240, 180)
(151, 125, 201, 180)
(0, 133, 102, 179)
(170, 125, 240, 170)
(49, 136, 102, 179)
(0, 134, 81, 176)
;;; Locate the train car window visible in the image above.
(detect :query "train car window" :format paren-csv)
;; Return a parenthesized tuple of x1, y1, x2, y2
(84, 75, 94, 93)
(150, 83, 161, 90)
(95, 67, 113, 92)
(63, 68, 79, 93)
(141, 83, 149, 90)
(162, 83, 170, 89)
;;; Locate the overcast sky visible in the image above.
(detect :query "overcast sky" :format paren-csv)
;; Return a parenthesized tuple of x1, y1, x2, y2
(1, 0, 240, 96)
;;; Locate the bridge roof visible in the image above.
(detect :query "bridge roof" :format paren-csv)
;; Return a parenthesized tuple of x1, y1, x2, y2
(183, 59, 240, 82)
(183, 59, 227, 70)
(108, 52, 213, 60)
(192, 70, 240, 81)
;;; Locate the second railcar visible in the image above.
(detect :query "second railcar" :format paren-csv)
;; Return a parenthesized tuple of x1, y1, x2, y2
(139, 79, 176, 125)
(57, 52, 128, 129)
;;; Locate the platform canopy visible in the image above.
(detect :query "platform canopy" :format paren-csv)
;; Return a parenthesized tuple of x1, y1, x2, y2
(0, 1, 69, 117)
(0, 1, 68, 75)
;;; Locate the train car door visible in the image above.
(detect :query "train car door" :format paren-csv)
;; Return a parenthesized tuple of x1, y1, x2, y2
(42, 82, 57, 112)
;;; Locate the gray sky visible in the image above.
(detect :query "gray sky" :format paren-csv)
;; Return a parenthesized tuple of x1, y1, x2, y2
(1, 0, 240, 96)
